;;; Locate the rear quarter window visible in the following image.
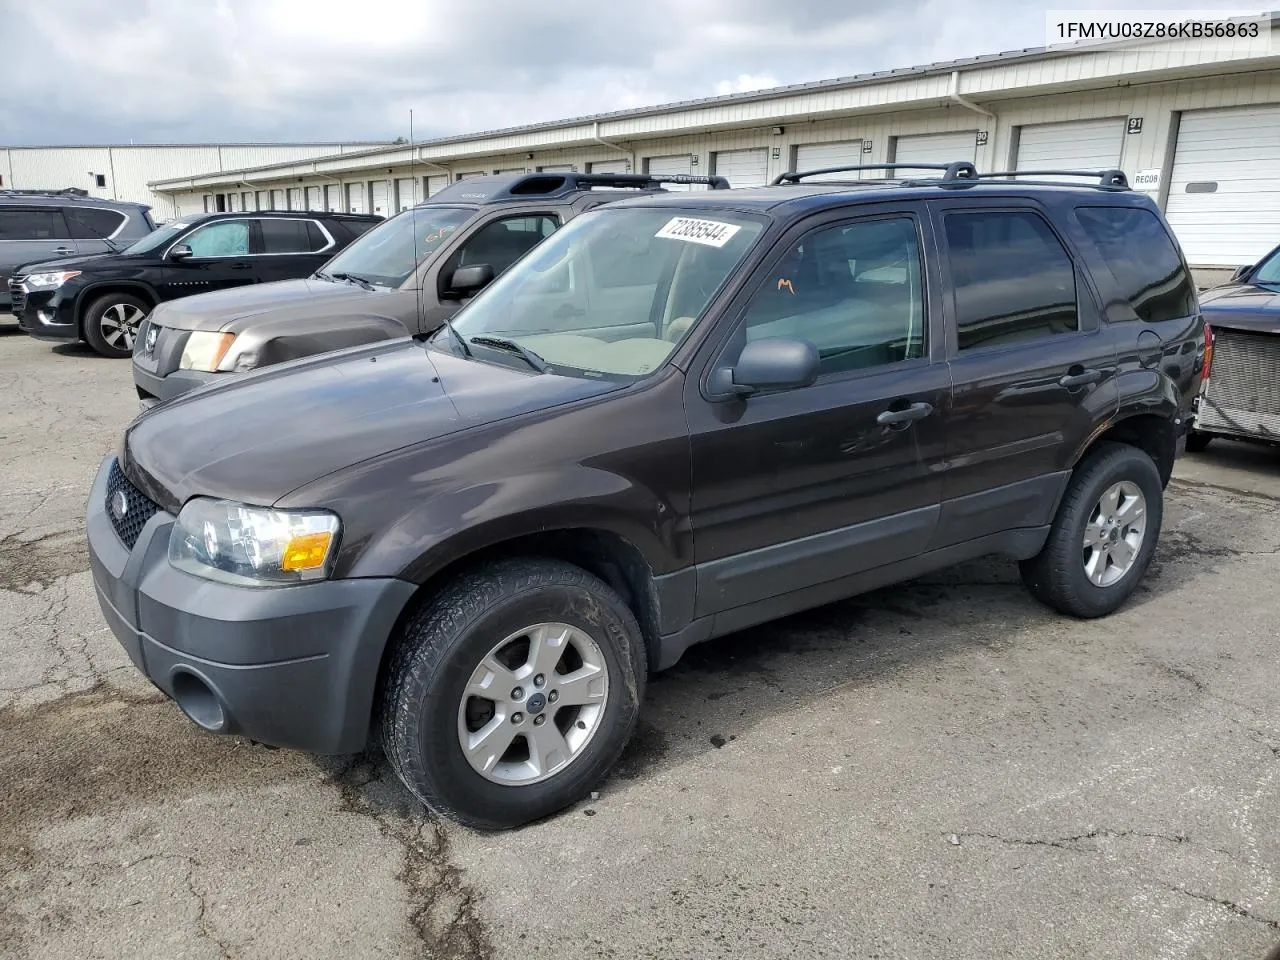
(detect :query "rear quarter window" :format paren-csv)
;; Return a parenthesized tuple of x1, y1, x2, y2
(64, 207, 127, 241)
(1073, 206, 1196, 323)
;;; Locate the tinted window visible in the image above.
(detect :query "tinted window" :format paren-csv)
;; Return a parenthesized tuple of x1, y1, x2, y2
(0, 209, 67, 241)
(259, 218, 322, 254)
(944, 211, 1078, 351)
(1074, 207, 1195, 322)
(1255, 248, 1280, 284)
(323, 207, 473, 288)
(448, 215, 559, 278)
(65, 207, 127, 240)
(184, 220, 250, 257)
(305, 220, 329, 250)
(736, 217, 925, 375)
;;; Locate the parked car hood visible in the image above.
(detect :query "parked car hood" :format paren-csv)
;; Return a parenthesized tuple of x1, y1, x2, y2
(16, 252, 122, 273)
(1198, 282, 1280, 333)
(154, 277, 396, 332)
(120, 338, 618, 510)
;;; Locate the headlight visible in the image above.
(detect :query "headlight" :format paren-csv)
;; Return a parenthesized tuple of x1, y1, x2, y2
(23, 270, 81, 289)
(169, 498, 340, 586)
(180, 331, 237, 371)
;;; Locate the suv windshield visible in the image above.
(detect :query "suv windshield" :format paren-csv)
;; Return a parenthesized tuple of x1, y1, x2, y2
(321, 206, 473, 288)
(441, 206, 765, 379)
(123, 221, 191, 255)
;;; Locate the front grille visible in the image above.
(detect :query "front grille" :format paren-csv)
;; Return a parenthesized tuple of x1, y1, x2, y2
(1198, 327, 1280, 439)
(8, 279, 26, 315)
(106, 459, 160, 550)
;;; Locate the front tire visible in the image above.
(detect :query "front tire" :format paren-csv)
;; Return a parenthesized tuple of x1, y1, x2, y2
(379, 558, 646, 830)
(1020, 442, 1163, 618)
(83, 293, 150, 358)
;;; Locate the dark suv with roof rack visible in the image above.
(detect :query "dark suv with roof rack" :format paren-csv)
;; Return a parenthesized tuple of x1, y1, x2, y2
(130, 171, 729, 408)
(89, 161, 1206, 830)
(14, 209, 382, 358)
(1, 189, 155, 326)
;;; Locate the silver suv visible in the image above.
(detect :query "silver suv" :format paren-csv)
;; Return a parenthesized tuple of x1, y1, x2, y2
(0, 189, 155, 321)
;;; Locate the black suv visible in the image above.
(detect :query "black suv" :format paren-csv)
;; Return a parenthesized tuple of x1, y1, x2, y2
(87, 163, 1206, 830)
(14, 210, 382, 357)
(1, 189, 155, 324)
(131, 172, 729, 408)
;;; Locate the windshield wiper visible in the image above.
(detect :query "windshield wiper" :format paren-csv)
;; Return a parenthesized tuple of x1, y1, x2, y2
(438, 318, 472, 358)
(314, 269, 333, 281)
(468, 335, 550, 373)
(330, 271, 376, 291)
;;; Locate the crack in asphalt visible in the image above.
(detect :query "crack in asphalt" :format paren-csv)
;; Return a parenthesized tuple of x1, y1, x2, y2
(954, 828, 1190, 851)
(332, 757, 492, 960)
(0, 526, 90, 591)
(1167, 886, 1280, 930)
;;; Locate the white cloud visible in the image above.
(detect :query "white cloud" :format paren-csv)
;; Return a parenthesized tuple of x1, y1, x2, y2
(715, 74, 782, 96)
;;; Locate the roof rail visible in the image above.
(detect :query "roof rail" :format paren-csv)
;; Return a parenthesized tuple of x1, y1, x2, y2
(572, 172, 731, 190)
(975, 169, 1130, 189)
(772, 161, 979, 185)
(0, 187, 92, 198)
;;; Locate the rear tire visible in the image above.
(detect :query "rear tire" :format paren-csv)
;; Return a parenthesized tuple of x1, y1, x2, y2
(1020, 442, 1163, 618)
(1185, 430, 1212, 453)
(379, 557, 646, 830)
(83, 293, 150, 358)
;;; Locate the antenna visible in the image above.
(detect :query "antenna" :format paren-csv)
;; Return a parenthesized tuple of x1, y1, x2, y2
(410, 107, 423, 335)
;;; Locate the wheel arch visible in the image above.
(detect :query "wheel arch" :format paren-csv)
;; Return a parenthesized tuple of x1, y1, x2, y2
(75, 282, 160, 335)
(1073, 411, 1178, 488)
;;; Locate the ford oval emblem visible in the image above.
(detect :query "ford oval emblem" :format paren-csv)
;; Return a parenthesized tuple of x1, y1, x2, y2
(109, 489, 129, 522)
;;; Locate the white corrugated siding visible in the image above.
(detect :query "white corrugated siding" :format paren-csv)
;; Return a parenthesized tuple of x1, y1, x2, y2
(1014, 118, 1126, 179)
(892, 130, 977, 167)
(794, 140, 865, 180)
(713, 148, 768, 187)
(426, 175, 449, 196)
(305, 185, 322, 210)
(588, 159, 628, 174)
(1166, 104, 1280, 266)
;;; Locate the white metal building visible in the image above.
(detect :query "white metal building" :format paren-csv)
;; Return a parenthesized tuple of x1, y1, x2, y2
(0, 141, 391, 220)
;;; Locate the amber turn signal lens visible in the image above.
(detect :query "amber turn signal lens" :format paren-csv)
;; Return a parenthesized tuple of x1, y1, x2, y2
(281, 531, 334, 572)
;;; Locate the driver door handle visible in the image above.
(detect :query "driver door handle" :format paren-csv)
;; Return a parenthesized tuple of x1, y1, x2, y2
(877, 401, 934, 425)
(1059, 367, 1102, 388)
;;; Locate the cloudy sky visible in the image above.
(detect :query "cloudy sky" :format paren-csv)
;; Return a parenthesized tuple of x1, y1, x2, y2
(0, 0, 1242, 145)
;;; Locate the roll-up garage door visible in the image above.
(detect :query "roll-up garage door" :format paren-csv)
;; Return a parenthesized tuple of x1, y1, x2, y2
(647, 155, 695, 190)
(305, 186, 322, 211)
(794, 141, 863, 180)
(395, 178, 417, 211)
(256, 191, 269, 211)
(892, 131, 977, 168)
(589, 159, 628, 174)
(346, 183, 366, 214)
(1014, 118, 1125, 180)
(288, 187, 303, 211)
(538, 164, 574, 173)
(456, 172, 484, 180)
(713, 148, 768, 187)
(324, 184, 341, 211)
(1165, 104, 1280, 266)
(370, 180, 390, 216)
(426, 175, 449, 196)
(270, 189, 286, 210)
(228, 193, 241, 211)
(242, 191, 255, 211)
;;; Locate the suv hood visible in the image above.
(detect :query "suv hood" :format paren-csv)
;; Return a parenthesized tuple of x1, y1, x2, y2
(1198, 282, 1280, 334)
(16, 252, 122, 273)
(155, 277, 396, 332)
(121, 338, 618, 509)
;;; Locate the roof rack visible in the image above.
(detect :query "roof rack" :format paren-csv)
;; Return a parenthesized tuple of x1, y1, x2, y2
(573, 172, 730, 190)
(0, 187, 92, 198)
(426, 170, 730, 204)
(974, 169, 1130, 189)
(772, 161, 979, 185)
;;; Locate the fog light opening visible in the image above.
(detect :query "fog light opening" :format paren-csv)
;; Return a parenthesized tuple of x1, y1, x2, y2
(171, 670, 227, 732)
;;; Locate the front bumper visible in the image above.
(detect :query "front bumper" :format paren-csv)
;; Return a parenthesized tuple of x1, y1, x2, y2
(132, 360, 224, 410)
(15, 285, 79, 341)
(86, 456, 417, 754)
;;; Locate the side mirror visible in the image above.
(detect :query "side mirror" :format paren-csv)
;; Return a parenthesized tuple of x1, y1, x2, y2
(447, 263, 495, 298)
(709, 338, 820, 398)
(1231, 263, 1254, 283)
(168, 243, 194, 261)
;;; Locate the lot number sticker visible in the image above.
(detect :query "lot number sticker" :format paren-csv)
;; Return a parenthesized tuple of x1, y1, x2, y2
(655, 217, 741, 247)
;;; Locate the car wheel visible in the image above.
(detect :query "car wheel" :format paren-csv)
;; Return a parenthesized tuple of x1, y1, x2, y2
(83, 293, 150, 358)
(1184, 430, 1212, 453)
(379, 557, 646, 830)
(1019, 441, 1163, 619)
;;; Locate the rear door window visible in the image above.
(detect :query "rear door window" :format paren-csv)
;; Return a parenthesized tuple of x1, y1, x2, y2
(259, 218, 325, 254)
(1074, 206, 1196, 322)
(943, 210, 1079, 351)
(64, 207, 127, 241)
(0, 208, 69, 241)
